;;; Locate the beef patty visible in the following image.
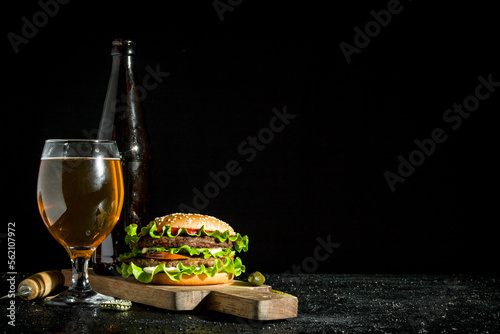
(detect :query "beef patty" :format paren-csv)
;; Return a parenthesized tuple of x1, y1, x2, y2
(132, 256, 226, 269)
(131, 235, 233, 250)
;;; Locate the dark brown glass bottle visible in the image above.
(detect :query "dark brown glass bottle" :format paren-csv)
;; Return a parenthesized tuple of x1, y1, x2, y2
(92, 39, 151, 275)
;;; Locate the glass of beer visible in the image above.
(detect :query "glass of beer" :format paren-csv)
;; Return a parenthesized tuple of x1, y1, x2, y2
(37, 139, 124, 307)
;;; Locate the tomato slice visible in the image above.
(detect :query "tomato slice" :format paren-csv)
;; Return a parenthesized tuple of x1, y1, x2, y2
(142, 252, 189, 260)
(169, 227, 213, 235)
(144, 226, 218, 237)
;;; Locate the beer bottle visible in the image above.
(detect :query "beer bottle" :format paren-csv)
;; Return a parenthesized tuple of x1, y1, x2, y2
(92, 39, 151, 275)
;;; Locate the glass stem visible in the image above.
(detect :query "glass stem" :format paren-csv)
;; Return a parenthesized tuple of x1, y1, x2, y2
(68, 257, 92, 293)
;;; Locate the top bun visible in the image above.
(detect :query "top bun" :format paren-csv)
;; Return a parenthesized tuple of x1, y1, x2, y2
(154, 213, 235, 236)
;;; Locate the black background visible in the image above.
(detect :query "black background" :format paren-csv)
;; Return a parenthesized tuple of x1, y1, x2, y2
(3, 1, 498, 275)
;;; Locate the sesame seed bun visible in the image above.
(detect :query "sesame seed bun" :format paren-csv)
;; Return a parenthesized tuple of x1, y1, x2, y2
(150, 272, 234, 286)
(154, 213, 235, 236)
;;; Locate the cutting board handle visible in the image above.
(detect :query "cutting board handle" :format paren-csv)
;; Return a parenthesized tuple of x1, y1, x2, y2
(202, 286, 298, 320)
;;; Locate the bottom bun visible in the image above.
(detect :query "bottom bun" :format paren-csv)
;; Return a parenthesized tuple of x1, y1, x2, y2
(150, 272, 234, 286)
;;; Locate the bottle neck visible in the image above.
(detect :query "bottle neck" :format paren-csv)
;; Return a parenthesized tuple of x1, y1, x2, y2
(121, 54, 137, 83)
(111, 39, 137, 81)
(116, 47, 148, 161)
(98, 39, 149, 160)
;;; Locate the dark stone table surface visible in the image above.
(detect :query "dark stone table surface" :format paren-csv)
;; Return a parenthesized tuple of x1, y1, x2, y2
(1, 273, 499, 333)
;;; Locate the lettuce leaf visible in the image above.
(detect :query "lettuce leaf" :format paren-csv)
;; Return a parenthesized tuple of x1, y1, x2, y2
(117, 245, 235, 261)
(124, 221, 249, 253)
(117, 256, 245, 283)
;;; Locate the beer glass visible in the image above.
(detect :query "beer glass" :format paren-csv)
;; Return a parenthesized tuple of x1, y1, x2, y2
(37, 139, 124, 307)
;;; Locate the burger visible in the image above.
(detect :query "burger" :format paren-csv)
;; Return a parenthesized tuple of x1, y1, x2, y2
(117, 213, 248, 285)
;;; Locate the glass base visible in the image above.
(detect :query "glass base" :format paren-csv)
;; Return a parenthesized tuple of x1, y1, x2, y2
(44, 288, 115, 308)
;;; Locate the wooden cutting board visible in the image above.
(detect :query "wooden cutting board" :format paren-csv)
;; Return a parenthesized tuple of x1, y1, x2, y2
(61, 269, 297, 320)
